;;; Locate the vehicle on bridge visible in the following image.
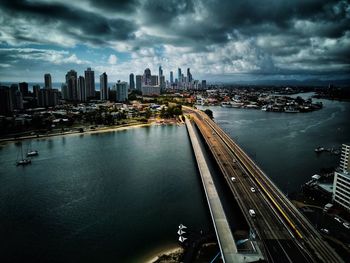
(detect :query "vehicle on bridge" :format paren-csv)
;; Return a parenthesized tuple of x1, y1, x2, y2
(249, 209, 256, 217)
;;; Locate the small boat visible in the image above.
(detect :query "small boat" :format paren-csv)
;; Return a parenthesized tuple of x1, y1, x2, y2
(315, 147, 325, 153)
(27, 141, 39, 157)
(177, 229, 186, 235)
(178, 224, 187, 230)
(221, 102, 232, 108)
(16, 142, 32, 166)
(178, 236, 187, 243)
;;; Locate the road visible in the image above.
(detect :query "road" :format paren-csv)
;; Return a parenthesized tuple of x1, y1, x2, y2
(185, 107, 343, 263)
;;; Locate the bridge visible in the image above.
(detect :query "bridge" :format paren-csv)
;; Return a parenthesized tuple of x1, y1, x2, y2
(184, 106, 343, 263)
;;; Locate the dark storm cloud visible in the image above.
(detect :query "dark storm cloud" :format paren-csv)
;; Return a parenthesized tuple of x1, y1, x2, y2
(0, 0, 137, 45)
(88, 0, 139, 12)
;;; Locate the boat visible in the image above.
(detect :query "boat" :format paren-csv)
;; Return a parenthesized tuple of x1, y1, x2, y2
(178, 236, 187, 243)
(314, 147, 325, 153)
(26, 141, 39, 157)
(177, 229, 186, 235)
(231, 101, 244, 108)
(284, 106, 300, 113)
(178, 224, 187, 230)
(221, 102, 232, 108)
(16, 142, 32, 166)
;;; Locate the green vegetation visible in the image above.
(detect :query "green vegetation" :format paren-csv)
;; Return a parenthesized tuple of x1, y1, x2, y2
(159, 104, 183, 118)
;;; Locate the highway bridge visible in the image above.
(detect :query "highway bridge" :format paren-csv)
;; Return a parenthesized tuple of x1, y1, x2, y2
(184, 106, 343, 263)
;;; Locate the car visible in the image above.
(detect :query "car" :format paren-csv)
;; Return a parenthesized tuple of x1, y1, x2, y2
(334, 217, 342, 223)
(231, 177, 236, 182)
(321, 228, 329, 234)
(250, 187, 256, 193)
(343, 223, 350, 229)
(249, 209, 256, 217)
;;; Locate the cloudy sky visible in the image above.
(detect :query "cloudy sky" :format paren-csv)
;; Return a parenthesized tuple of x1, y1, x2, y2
(0, 0, 349, 84)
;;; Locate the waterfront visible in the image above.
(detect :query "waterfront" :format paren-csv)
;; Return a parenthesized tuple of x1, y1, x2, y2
(199, 93, 350, 193)
(0, 125, 212, 263)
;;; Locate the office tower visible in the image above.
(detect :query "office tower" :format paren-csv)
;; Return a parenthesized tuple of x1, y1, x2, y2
(0, 86, 13, 115)
(187, 68, 192, 83)
(129, 73, 135, 90)
(333, 144, 350, 211)
(38, 89, 59, 107)
(178, 68, 181, 81)
(100, 72, 108, 101)
(78, 76, 86, 102)
(151, 75, 158, 86)
(19, 82, 29, 96)
(136, 75, 142, 91)
(159, 66, 163, 79)
(44, 73, 52, 89)
(170, 71, 173, 84)
(61, 83, 68, 100)
(85, 67, 95, 99)
(65, 70, 77, 100)
(143, 68, 151, 85)
(115, 81, 128, 102)
(160, 76, 165, 90)
(202, 80, 207, 90)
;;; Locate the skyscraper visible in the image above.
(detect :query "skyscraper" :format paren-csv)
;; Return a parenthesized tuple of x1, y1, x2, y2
(65, 70, 77, 101)
(129, 73, 135, 90)
(136, 75, 142, 91)
(187, 68, 192, 83)
(143, 68, 151, 85)
(44, 73, 52, 89)
(151, 75, 158, 86)
(115, 81, 128, 102)
(170, 71, 173, 84)
(19, 82, 29, 96)
(159, 65, 163, 78)
(100, 72, 108, 101)
(85, 67, 95, 99)
(0, 86, 13, 115)
(178, 68, 181, 82)
(201, 80, 207, 90)
(333, 144, 350, 211)
(78, 76, 86, 102)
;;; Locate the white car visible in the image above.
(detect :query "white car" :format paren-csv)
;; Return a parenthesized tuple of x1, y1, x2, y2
(231, 177, 236, 182)
(343, 223, 350, 229)
(334, 217, 342, 223)
(250, 187, 256, 193)
(321, 228, 329, 234)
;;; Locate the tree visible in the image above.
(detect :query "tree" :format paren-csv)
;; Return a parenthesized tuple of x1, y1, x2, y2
(203, 109, 213, 119)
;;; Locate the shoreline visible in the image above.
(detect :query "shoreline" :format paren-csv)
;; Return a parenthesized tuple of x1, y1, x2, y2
(139, 244, 184, 263)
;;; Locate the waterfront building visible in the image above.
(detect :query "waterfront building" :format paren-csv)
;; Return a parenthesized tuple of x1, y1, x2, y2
(115, 81, 128, 102)
(78, 76, 86, 102)
(0, 86, 13, 115)
(38, 88, 59, 107)
(333, 144, 350, 211)
(151, 75, 158, 86)
(19, 82, 29, 96)
(85, 67, 95, 99)
(136, 75, 142, 91)
(65, 70, 77, 101)
(100, 72, 108, 101)
(129, 73, 135, 90)
(44, 73, 52, 89)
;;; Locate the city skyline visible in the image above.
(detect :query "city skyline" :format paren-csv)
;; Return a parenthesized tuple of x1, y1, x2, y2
(0, 0, 349, 84)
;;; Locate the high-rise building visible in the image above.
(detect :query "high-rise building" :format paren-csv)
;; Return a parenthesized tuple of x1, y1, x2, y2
(143, 68, 151, 85)
(0, 86, 13, 115)
(129, 73, 135, 90)
(170, 71, 173, 84)
(19, 82, 29, 96)
(187, 68, 192, 83)
(160, 76, 165, 90)
(44, 73, 52, 89)
(151, 75, 158, 86)
(65, 70, 77, 101)
(115, 81, 128, 102)
(33, 84, 40, 99)
(201, 80, 207, 90)
(100, 72, 108, 101)
(136, 75, 142, 91)
(38, 89, 59, 107)
(178, 68, 181, 81)
(141, 85, 161, 96)
(159, 66, 163, 78)
(85, 67, 95, 99)
(78, 76, 86, 102)
(333, 144, 350, 211)
(61, 83, 68, 100)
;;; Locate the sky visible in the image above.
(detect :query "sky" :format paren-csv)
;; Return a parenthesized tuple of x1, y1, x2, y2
(0, 0, 349, 84)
